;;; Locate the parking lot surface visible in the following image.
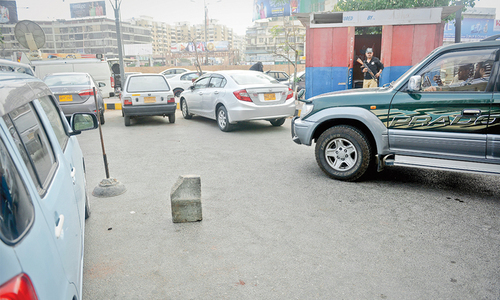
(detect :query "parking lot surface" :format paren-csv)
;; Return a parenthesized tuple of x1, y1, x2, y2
(80, 110, 500, 299)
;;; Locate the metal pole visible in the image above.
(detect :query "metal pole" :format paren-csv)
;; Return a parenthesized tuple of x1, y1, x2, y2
(93, 87, 110, 178)
(204, 1, 208, 65)
(455, 1, 462, 43)
(112, 0, 125, 92)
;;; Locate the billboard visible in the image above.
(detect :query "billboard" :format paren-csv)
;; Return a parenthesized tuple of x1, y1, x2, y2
(444, 18, 499, 42)
(171, 41, 229, 53)
(252, 0, 299, 21)
(0, 1, 17, 24)
(70, 1, 106, 18)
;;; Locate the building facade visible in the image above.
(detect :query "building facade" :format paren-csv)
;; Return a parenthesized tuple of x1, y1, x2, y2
(0, 17, 150, 60)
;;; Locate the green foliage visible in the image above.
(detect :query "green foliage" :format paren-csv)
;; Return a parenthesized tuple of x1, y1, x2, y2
(335, 0, 476, 21)
(355, 26, 382, 35)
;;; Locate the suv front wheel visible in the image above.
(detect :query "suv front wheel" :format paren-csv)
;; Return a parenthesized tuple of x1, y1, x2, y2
(315, 125, 372, 181)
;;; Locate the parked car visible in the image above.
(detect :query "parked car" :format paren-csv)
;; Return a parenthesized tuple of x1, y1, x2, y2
(160, 68, 190, 79)
(180, 70, 295, 132)
(0, 73, 98, 299)
(113, 72, 142, 94)
(288, 71, 305, 93)
(121, 73, 176, 126)
(167, 70, 210, 97)
(264, 70, 289, 82)
(0, 59, 35, 76)
(292, 36, 500, 181)
(43, 72, 106, 125)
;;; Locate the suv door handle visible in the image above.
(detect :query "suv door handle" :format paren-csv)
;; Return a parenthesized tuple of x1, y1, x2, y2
(462, 109, 481, 115)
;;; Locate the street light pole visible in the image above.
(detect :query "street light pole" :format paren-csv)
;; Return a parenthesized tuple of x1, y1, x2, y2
(204, 0, 208, 65)
(110, 0, 125, 91)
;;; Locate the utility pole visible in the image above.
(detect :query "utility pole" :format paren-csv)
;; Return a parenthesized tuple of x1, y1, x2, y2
(110, 0, 125, 91)
(204, 0, 208, 65)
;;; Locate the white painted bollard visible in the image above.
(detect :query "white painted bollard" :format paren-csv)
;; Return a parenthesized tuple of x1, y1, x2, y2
(170, 175, 202, 223)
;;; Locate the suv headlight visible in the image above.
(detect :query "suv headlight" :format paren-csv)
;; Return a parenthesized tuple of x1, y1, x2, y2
(300, 103, 314, 119)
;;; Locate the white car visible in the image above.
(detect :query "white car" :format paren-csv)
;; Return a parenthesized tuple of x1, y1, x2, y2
(121, 74, 176, 126)
(159, 67, 190, 79)
(167, 71, 210, 97)
(179, 70, 295, 132)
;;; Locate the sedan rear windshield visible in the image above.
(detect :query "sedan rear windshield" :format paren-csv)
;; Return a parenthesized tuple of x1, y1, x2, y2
(230, 73, 279, 85)
(44, 74, 90, 86)
(127, 76, 170, 92)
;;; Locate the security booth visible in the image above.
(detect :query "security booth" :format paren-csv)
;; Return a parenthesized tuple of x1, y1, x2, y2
(298, 7, 459, 98)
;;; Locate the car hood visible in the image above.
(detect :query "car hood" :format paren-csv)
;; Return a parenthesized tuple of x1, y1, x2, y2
(307, 87, 396, 116)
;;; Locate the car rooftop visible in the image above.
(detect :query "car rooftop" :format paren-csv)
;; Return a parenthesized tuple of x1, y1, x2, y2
(0, 73, 53, 116)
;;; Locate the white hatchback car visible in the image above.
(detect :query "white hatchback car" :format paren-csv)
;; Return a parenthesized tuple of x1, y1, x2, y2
(180, 70, 295, 131)
(121, 73, 176, 126)
(0, 73, 98, 299)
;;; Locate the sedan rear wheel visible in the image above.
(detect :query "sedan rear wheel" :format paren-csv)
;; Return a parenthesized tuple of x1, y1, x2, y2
(181, 99, 192, 119)
(217, 106, 233, 132)
(270, 118, 286, 126)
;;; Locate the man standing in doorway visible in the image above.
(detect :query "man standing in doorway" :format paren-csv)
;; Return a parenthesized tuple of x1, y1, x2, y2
(360, 48, 384, 88)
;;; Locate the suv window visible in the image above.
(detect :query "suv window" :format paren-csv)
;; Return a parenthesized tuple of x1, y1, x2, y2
(419, 48, 496, 92)
(4, 103, 57, 190)
(39, 96, 69, 150)
(0, 138, 34, 245)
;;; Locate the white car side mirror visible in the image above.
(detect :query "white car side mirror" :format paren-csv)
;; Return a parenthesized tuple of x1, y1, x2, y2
(407, 75, 422, 92)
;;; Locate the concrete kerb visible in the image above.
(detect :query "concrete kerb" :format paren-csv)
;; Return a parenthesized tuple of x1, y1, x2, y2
(170, 175, 202, 223)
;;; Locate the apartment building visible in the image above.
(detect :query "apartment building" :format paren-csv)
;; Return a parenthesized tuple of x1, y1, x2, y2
(0, 17, 150, 60)
(245, 17, 305, 65)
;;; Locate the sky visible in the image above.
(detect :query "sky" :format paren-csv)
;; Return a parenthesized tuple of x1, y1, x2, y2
(14, 0, 500, 36)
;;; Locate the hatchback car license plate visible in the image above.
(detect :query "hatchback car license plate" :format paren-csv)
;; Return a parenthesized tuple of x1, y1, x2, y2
(59, 95, 73, 102)
(144, 97, 156, 103)
(264, 93, 276, 101)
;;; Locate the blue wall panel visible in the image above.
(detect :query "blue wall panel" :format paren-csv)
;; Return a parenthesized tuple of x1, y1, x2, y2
(306, 67, 349, 99)
(380, 65, 412, 86)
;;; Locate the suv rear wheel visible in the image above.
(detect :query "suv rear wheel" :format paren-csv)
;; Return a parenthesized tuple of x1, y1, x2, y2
(315, 125, 372, 181)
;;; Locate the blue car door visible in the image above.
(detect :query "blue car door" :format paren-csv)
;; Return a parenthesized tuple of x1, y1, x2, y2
(0, 123, 78, 299)
(5, 102, 83, 289)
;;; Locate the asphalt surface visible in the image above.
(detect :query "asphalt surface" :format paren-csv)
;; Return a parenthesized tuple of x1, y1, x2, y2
(80, 109, 500, 299)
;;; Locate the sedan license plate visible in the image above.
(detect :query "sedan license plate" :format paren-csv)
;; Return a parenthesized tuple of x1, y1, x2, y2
(264, 93, 276, 101)
(144, 96, 156, 103)
(59, 95, 73, 102)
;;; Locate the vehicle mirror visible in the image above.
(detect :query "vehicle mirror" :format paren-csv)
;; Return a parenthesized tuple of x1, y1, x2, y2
(98, 82, 106, 87)
(297, 89, 305, 100)
(70, 113, 98, 135)
(407, 75, 422, 92)
(189, 85, 195, 90)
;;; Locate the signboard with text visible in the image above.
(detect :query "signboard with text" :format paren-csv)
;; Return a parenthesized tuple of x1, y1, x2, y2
(70, 1, 106, 18)
(444, 18, 499, 41)
(252, 0, 299, 21)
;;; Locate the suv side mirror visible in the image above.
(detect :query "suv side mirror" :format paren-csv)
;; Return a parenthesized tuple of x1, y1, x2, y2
(407, 75, 422, 92)
(70, 113, 98, 135)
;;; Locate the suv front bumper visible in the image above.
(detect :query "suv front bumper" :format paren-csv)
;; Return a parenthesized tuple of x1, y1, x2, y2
(291, 116, 314, 146)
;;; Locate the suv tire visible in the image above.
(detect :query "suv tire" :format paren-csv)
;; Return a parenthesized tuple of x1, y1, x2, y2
(315, 125, 372, 181)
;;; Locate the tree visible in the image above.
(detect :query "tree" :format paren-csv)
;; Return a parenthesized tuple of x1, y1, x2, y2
(335, 0, 476, 21)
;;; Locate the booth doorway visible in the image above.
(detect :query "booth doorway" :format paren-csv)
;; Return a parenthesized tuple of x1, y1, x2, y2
(353, 27, 382, 88)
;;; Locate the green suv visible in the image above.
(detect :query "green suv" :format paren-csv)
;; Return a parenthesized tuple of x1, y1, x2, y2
(292, 36, 500, 181)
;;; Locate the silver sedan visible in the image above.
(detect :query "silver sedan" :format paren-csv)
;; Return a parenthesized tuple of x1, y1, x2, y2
(179, 70, 295, 131)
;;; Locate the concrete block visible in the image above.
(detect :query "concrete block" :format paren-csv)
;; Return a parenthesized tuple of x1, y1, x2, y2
(170, 175, 202, 223)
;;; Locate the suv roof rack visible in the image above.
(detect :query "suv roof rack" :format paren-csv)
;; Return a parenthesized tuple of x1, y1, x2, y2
(481, 34, 500, 41)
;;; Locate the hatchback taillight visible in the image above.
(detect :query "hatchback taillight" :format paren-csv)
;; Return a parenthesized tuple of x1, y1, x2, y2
(167, 96, 175, 103)
(0, 273, 38, 300)
(110, 76, 114, 88)
(233, 89, 252, 102)
(79, 89, 94, 97)
(123, 97, 132, 105)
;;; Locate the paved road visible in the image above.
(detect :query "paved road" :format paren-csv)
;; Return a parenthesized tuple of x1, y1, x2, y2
(80, 110, 500, 299)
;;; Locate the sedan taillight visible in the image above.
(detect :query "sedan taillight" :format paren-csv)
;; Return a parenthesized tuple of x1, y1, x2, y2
(285, 87, 294, 100)
(233, 89, 252, 102)
(0, 273, 38, 300)
(123, 97, 132, 106)
(78, 89, 94, 97)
